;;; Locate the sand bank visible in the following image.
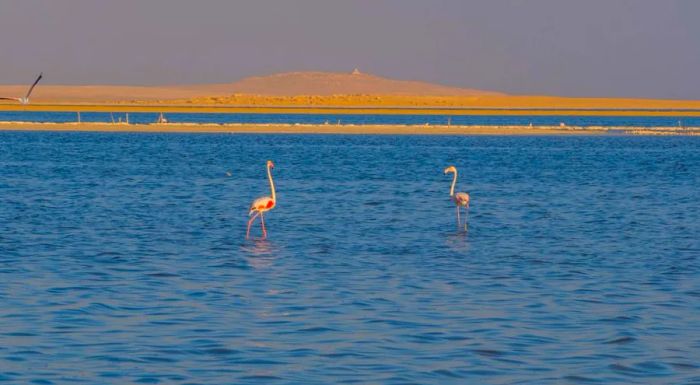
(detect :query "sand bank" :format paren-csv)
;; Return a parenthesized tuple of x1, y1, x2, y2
(2, 103, 700, 117)
(1, 121, 698, 136)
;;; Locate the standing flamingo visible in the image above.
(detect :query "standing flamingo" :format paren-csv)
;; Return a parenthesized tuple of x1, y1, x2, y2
(246, 160, 276, 239)
(444, 165, 470, 230)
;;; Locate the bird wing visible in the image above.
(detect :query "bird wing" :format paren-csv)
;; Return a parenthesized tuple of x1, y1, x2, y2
(24, 72, 43, 99)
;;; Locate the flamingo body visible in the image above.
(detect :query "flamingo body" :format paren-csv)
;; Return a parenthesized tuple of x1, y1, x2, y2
(246, 160, 276, 239)
(453, 192, 470, 208)
(249, 196, 275, 214)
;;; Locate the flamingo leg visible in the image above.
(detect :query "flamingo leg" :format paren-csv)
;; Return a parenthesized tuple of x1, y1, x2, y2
(246, 212, 260, 239)
(260, 212, 267, 239)
(463, 207, 468, 231)
(456, 205, 461, 228)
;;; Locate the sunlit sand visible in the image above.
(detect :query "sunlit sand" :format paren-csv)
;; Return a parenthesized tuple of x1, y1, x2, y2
(1, 71, 699, 116)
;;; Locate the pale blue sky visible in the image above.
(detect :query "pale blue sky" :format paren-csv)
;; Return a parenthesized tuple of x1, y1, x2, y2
(1, 0, 698, 98)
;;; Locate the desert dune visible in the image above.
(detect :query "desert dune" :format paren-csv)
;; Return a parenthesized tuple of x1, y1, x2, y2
(1, 70, 699, 114)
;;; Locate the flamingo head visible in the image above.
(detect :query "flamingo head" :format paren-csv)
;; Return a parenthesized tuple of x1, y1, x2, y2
(444, 165, 457, 174)
(267, 160, 275, 169)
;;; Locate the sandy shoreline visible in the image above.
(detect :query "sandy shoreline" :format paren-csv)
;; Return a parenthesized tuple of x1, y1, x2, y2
(1, 121, 698, 136)
(2, 103, 700, 117)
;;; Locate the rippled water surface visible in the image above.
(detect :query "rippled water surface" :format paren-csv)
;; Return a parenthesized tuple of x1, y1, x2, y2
(1, 132, 699, 384)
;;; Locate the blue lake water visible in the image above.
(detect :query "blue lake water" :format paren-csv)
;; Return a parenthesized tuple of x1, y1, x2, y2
(1, 132, 699, 384)
(1, 110, 699, 127)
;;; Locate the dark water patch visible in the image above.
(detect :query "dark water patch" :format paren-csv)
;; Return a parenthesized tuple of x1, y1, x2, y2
(87, 355, 146, 363)
(239, 374, 285, 380)
(202, 348, 240, 356)
(609, 362, 672, 378)
(134, 377, 161, 384)
(29, 380, 53, 385)
(670, 362, 699, 370)
(430, 369, 464, 378)
(459, 369, 504, 376)
(146, 272, 181, 278)
(473, 349, 506, 358)
(296, 326, 339, 333)
(233, 358, 288, 365)
(603, 336, 636, 345)
(2, 332, 37, 337)
(562, 375, 604, 383)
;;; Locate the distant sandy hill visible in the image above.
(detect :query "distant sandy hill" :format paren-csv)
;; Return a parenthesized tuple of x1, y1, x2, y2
(222, 70, 503, 96)
(2, 71, 700, 111)
(0, 70, 502, 103)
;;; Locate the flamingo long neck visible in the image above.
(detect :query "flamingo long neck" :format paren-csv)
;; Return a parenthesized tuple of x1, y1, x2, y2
(267, 164, 276, 202)
(450, 170, 457, 197)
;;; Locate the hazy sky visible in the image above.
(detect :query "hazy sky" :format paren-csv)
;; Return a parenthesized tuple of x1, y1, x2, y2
(1, 0, 699, 98)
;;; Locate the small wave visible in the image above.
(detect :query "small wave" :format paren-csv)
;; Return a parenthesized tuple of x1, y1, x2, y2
(603, 336, 636, 345)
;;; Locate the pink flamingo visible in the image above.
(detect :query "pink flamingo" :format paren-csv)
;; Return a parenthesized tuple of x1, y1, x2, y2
(246, 160, 276, 239)
(444, 165, 470, 229)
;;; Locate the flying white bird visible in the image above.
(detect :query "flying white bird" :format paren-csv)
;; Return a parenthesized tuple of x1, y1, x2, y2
(0, 73, 43, 105)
